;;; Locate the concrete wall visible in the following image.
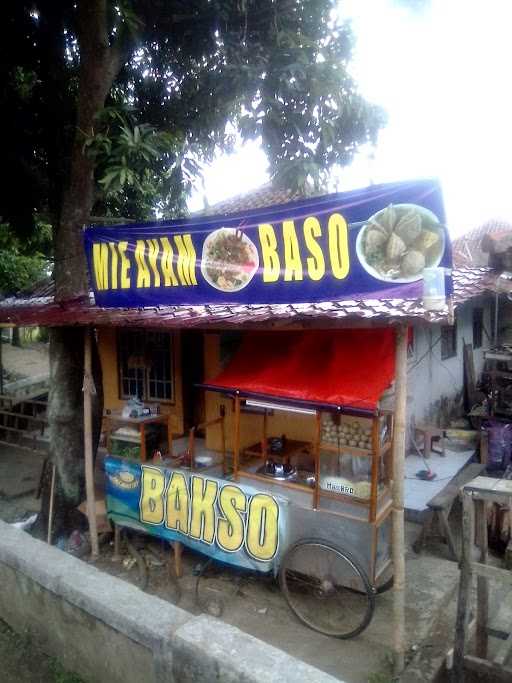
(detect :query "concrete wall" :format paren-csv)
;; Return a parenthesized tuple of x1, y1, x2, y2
(402, 295, 492, 434)
(0, 521, 340, 683)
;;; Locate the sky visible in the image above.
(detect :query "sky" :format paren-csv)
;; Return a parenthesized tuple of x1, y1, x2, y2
(189, 0, 512, 238)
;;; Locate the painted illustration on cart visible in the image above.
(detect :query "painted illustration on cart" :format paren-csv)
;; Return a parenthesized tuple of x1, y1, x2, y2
(105, 455, 288, 572)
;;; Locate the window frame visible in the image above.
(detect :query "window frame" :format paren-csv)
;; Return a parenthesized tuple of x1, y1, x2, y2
(440, 322, 457, 361)
(117, 329, 175, 404)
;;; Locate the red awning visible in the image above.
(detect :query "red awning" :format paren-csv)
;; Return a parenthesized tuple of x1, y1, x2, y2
(204, 329, 396, 413)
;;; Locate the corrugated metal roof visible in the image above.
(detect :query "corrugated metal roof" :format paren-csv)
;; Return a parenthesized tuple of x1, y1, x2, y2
(0, 267, 493, 329)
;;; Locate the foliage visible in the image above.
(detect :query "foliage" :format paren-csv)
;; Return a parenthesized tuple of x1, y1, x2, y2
(0, 223, 50, 296)
(83, 105, 199, 220)
(48, 658, 85, 683)
(0, 0, 384, 230)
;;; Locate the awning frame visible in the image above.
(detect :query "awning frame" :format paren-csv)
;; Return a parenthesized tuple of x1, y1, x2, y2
(198, 384, 378, 417)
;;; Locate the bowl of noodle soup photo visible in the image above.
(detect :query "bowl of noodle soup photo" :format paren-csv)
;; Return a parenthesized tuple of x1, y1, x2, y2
(355, 203, 445, 284)
(201, 227, 260, 292)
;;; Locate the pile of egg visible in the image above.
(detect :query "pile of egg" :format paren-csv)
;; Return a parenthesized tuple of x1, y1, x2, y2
(321, 415, 372, 450)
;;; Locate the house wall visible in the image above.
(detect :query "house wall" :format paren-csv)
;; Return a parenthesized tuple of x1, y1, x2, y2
(396, 295, 492, 437)
(97, 327, 184, 435)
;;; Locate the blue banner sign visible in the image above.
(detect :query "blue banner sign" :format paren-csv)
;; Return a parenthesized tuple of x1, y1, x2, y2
(105, 456, 288, 572)
(84, 179, 452, 307)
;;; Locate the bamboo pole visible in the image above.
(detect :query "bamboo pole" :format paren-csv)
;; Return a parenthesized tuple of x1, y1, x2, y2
(391, 324, 408, 675)
(83, 327, 99, 559)
(369, 415, 380, 523)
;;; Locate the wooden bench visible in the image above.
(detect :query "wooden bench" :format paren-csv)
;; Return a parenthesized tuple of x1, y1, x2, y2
(413, 462, 486, 561)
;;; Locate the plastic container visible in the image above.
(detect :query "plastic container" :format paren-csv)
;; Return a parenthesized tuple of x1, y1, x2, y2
(422, 267, 446, 311)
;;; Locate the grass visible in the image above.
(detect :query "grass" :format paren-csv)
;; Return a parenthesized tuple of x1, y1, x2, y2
(368, 652, 397, 683)
(48, 659, 85, 683)
(0, 618, 85, 683)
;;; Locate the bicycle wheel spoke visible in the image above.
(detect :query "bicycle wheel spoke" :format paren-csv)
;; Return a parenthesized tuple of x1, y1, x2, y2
(279, 540, 375, 639)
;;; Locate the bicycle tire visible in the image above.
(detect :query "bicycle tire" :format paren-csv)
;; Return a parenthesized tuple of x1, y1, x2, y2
(279, 538, 375, 639)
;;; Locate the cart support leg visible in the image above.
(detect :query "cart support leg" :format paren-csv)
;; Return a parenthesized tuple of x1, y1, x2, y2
(392, 324, 408, 675)
(113, 523, 121, 562)
(174, 541, 183, 578)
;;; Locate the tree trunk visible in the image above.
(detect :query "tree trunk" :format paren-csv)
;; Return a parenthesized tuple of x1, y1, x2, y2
(37, 327, 104, 539)
(40, 0, 127, 539)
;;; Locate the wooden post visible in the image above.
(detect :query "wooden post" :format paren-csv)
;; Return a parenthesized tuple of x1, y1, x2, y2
(452, 492, 475, 682)
(391, 324, 408, 675)
(220, 405, 227, 475)
(83, 327, 99, 559)
(140, 422, 147, 462)
(313, 410, 322, 510)
(113, 523, 121, 561)
(173, 540, 183, 578)
(369, 415, 380, 523)
(166, 414, 173, 457)
(188, 427, 196, 470)
(262, 410, 268, 459)
(476, 499, 489, 659)
(233, 395, 241, 479)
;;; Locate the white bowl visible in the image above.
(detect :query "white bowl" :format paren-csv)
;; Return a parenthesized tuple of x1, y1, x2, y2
(201, 227, 259, 292)
(355, 203, 445, 284)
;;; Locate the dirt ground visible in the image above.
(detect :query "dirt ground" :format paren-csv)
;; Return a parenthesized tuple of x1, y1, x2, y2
(1, 340, 49, 380)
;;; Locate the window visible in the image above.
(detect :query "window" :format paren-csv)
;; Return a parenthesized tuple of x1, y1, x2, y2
(118, 330, 174, 402)
(441, 323, 457, 360)
(473, 308, 484, 349)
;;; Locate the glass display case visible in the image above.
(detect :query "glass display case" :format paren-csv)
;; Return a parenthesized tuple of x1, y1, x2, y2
(317, 411, 393, 523)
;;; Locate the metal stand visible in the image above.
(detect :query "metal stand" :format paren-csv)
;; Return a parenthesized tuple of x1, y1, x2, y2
(452, 476, 512, 681)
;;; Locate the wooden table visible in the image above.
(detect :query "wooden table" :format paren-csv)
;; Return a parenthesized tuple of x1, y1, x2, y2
(104, 412, 173, 462)
(413, 462, 485, 561)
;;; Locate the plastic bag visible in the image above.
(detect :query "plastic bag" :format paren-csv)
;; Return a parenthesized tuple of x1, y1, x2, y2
(482, 420, 512, 471)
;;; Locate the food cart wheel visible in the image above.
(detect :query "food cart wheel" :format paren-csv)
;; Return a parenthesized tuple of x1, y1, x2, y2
(279, 539, 375, 639)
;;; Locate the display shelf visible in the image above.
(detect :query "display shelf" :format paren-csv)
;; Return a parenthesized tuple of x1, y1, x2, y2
(104, 412, 172, 462)
(319, 440, 392, 458)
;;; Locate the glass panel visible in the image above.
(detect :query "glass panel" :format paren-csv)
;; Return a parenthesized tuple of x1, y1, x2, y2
(320, 415, 376, 500)
(147, 333, 173, 401)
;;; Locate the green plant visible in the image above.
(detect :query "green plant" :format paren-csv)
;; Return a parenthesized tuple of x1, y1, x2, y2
(48, 658, 85, 683)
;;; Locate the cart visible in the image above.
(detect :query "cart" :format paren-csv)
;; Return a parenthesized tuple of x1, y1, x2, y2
(105, 388, 394, 639)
